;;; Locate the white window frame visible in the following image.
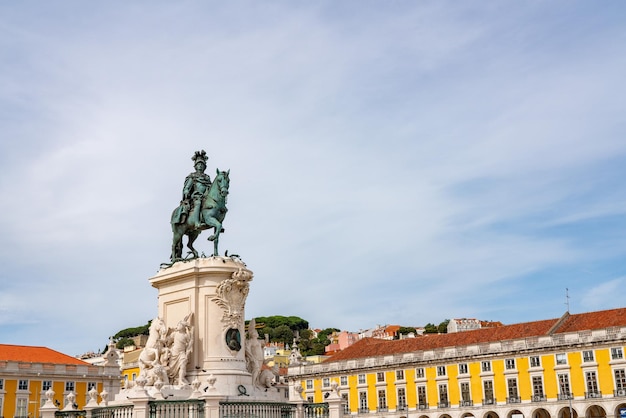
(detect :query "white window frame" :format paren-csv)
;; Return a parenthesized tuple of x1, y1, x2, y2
(583, 350, 595, 362)
(556, 353, 567, 365)
(459, 363, 468, 374)
(415, 367, 425, 379)
(322, 377, 330, 388)
(306, 379, 313, 390)
(437, 365, 446, 376)
(530, 356, 541, 368)
(340, 376, 348, 386)
(481, 361, 491, 372)
(18, 379, 29, 391)
(611, 347, 624, 360)
(358, 374, 366, 385)
(505, 358, 516, 370)
(376, 372, 385, 383)
(16, 397, 28, 417)
(65, 381, 75, 392)
(396, 370, 405, 381)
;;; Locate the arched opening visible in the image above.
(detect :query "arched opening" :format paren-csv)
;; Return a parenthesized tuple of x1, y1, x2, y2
(533, 408, 550, 418)
(418, 415, 430, 418)
(612, 404, 626, 418)
(508, 410, 524, 418)
(558, 406, 579, 418)
(483, 411, 500, 418)
(462, 413, 475, 418)
(439, 414, 453, 418)
(585, 405, 606, 418)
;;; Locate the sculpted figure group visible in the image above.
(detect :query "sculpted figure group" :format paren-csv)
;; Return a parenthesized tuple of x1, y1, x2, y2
(138, 314, 194, 387)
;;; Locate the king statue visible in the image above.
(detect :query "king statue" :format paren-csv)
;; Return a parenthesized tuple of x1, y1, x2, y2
(169, 150, 230, 263)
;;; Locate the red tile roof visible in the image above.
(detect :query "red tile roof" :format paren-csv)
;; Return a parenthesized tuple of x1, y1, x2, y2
(0, 344, 89, 365)
(325, 307, 626, 363)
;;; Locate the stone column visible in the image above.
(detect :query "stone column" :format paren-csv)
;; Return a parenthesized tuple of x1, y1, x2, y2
(149, 257, 254, 394)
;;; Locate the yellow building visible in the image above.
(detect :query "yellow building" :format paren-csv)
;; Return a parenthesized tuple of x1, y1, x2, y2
(0, 344, 121, 417)
(121, 347, 142, 387)
(289, 308, 626, 418)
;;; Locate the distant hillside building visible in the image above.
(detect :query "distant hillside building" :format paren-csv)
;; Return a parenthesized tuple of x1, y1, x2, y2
(447, 318, 482, 333)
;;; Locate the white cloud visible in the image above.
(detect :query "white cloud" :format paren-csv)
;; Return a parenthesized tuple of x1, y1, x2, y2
(1, 1, 625, 355)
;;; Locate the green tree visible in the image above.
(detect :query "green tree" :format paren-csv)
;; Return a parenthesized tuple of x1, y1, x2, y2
(423, 323, 438, 334)
(396, 327, 417, 338)
(273, 325, 294, 345)
(116, 337, 135, 349)
(438, 319, 450, 334)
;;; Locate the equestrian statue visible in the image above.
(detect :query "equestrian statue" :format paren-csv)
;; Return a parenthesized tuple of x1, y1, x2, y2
(170, 150, 230, 262)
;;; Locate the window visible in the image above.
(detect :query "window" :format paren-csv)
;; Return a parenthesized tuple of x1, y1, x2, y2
(376, 372, 385, 383)
(18, 380, 28, 390)
(558, 374, 571, 397)
(437, 366, 446, 376)
(507, 378, 519, 399)
(438, 384, 448, 407)
(586, 371, 599, 395)
(377, 389, 387, 410)
(556, 353, 567, 365)
(396, 370, 404, 381)
(306, 379, 313, 390)
(583, 350, 594, 362)
(323, 378, 330, 388)
(131, 373, 136, 380)
(459, 363, 468, 374)
(16, 398, 28, 417)
(359, 391, 368, 412)
(358, 374, 366, 385)
(0, 378, 3, 389)
(530, 356, 541, 368)
(340, 376, 348, 386)
(417, 386, 427, 407)
(481, 361, 491, 372)
(397, 388, 406, 408)
(505, 358, 516, 370)
(615, 369, 626, 391)
(43, 381, 53, 391)
(483, 380, 494, 403)
(65, 381, 75, 392)
(532, 376, 544, 398)
(612, 347, 624, 360)
(88, 382, 97, 391)
(460, 382, 471, 402)
(342, 393, 350, 414)
(415, 367, 425, 378)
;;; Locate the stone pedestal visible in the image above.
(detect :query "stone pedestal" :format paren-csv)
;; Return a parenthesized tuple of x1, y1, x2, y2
(149, 256, 254, 396)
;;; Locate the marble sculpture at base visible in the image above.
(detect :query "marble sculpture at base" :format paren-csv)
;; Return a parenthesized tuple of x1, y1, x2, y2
(115, 256, 282, 401)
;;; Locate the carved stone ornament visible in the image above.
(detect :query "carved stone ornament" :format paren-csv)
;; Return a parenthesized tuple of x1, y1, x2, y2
(211, 268, 251, 329)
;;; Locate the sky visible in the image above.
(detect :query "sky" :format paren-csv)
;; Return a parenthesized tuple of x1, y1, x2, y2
(1, 1, 626, 357)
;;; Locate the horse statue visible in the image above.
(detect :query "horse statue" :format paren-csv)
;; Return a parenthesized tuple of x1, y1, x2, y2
(138, 317, 168, 381)
(170, 169, 230, 261)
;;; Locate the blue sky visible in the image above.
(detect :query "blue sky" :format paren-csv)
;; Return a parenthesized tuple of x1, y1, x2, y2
(1, 1, 625, 356)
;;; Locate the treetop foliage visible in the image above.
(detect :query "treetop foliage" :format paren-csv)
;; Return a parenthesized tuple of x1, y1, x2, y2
(252, 315, 309, 330)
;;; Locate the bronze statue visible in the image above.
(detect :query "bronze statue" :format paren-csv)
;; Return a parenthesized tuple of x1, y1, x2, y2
(170, 150, 230, 261)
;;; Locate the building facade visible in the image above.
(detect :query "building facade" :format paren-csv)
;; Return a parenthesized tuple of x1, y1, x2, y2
(0, 344, 120, 418)
(289, 308, 626, 418)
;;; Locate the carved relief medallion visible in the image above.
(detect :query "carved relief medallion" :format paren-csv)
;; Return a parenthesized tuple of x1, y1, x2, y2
(211, 268, 252, 329)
